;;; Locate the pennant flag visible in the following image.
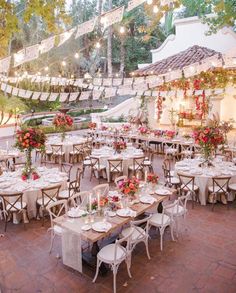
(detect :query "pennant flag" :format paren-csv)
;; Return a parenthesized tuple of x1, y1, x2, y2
(14, 49, 25, 67)
(105, 88, 117, 98)
(74, 79, 84, 87)
(48, 93, 58, 101)
(113, 78, 123, 86)
(25, 44, 39, 62)
(133, 83, 148, 91)
(0, 56, 11, 73)
(69, 92, 80, 102)
(39, 36, 55, 54)
(170, 69, 183, 80)
(80, 91, 91, 100)
(5, 84, 12, 94)
(117, 88, 136, 96)
(93, 90, 103, 100)
(0, 83, 7, 91)
(123, 78, 133, 86)
(12, 87, 19, 96)
(25, 90, 33, 99)
(58, 28, 76, 47)
(75, 18, 97, 39)
(103, 78, 113, 87)
(40, 92, 49, 101)
(18, 89, 27, 98)
(93, 78, 103, 86)
(59, 93, 69, 102)
(101, 6, 124, 30)
(31, 91, 41, 100)
(126, 0, 146, 12)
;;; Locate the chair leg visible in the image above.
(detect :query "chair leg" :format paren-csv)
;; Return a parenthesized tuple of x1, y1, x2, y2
(170, 222, 175, 241)
(113, 265, 117, 293)
(160, 229, 164, 251)
(49, 233, 55, 254)
(93, 259, 101, 283)
(145, 239, 151, 260)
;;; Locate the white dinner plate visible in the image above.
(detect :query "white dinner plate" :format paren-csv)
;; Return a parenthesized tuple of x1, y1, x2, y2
(81, 224, 91, 231)
(67, 209, 87, 218)
(140, 195, 156, 204)
(116, 208, 136, 218)
(155, 189, 171, 196)
(92, 222, 112, 233)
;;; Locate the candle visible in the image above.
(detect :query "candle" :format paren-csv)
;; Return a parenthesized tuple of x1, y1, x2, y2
(89, 193, 92, 213)
(144, 170, 148, 183)
(97, 192, 100, 211)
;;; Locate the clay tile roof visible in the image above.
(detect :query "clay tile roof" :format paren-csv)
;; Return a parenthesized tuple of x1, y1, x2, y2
(134, 45, 222, 76)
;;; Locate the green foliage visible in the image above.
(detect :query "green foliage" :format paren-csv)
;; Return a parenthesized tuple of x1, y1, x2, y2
(102, 114, 127, 123)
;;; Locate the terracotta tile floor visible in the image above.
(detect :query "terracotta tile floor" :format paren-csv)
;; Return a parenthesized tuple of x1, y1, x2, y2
(1, 155, 236, 293)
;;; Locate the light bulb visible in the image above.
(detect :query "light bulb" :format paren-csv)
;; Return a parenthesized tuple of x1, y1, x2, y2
(62, 61, 66, 66)
(153, 5, 159, 13)
(74, 53, 79, 59)
(44, 66, 49, 71)
(96, 42, 101, 49)
(120, 26, 125, 34)
(147, 0, 153, 5)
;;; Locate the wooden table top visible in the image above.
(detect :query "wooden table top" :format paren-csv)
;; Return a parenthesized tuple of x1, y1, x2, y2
(53, 193, 170, 243)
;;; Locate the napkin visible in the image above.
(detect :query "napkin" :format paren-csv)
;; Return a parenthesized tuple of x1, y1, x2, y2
(140, 195, 157, 204)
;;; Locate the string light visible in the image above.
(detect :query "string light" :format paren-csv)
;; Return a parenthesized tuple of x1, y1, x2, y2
(14, 71, 18, 76)
(119, 26, 125, 34)
(44, 66, 49, 71)
(147, 0, 153, 5)
(61, 61, 66, 66)
(153, 5, 159, 13)
(95, 42, 101, 49)
(74, 52, 79, 59)
(71, 74, 74, 78)
(58, 74, 62, 78)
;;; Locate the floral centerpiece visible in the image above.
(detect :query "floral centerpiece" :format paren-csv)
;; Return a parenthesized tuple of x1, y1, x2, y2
(53, 113, 73, 141)
(147, 173, 159, 184)
(101, 125, 108, 131)
(138, 126, 150, 135)
(193, 125, 225, 164)
(88, 122, 97, 130)
(15, 128, 46, 179)
(118, 177, 140, 199)
(113, 141, 127, 153)
(219, 121, 233, 145)
(89, 196, 109, 211)
(165, 130, 176, 139)
(153, 130, 162, 137)
(122, 124, 131, 132)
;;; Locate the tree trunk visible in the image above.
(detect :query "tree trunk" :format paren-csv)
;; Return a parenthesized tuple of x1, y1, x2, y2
(119, 37, 125, 77)
(107, 0, 113, 77)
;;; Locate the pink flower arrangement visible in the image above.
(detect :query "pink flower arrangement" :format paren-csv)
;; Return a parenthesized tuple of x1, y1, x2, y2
(153, 130, 162, 137)
(119, 177, 140, 197)
(165, 130, 176, 139)
(147, 173, 159, 184)
(88, 122, 97, 129)
(193, 126, 225, 160)
(101, 125, 108, 131)
(53, 113, 73, 129)
(122, 124, 131, 132)
(15, 128, 46, 151)
(113, 141, 127, 151)
(138, 126, 150, 135)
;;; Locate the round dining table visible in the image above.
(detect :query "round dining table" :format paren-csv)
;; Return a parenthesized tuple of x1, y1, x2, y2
(46, 134, 88, 162)
(0, 166, 68, 220)
(91, 146, 144, 182)
(175, 158, 236, 205)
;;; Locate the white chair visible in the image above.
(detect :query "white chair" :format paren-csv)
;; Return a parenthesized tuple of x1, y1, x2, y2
(70, 191, 90, 209)
(149, 202, 176, 251)
(121, 215, 151, 259)
(82, 156, 92, 177)
(92, 184, 109, 198)
(93, 228, 134, 293)
(164, 193, 190, 237)
(114, 175, 127, 188)
(90, 157, 107, 183)
(46, 199, 68, 253)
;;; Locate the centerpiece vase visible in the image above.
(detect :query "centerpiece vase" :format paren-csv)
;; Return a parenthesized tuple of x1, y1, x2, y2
(25, 149, 33, 177)
(61, 131, 66, 142)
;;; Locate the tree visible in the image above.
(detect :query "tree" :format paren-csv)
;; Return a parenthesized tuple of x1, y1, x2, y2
(0, 94, 27, 125)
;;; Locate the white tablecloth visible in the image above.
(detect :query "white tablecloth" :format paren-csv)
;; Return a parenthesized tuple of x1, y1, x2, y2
(175, 158, 236, 205)
(91, 146, 144, 182)
(0, 167, 68, 218)
(46, 134, 87, 162)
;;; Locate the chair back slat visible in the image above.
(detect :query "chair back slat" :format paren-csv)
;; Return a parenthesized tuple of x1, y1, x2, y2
(41, 184, 61, 206)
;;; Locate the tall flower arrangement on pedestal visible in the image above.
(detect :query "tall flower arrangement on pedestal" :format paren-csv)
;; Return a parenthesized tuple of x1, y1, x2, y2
(193, 126, 224, 164)
(53, 113, 73, 141)
(15, 128, 46, 178)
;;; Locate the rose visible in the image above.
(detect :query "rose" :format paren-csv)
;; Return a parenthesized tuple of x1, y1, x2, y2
(21, 175, 27, 181)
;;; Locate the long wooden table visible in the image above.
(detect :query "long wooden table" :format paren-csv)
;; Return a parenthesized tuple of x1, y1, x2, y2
(54, 193, 169, 244)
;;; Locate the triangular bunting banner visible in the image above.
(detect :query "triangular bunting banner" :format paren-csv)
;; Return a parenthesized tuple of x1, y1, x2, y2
(75, 18, 97, 39)
(101, 6, 124, 30)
